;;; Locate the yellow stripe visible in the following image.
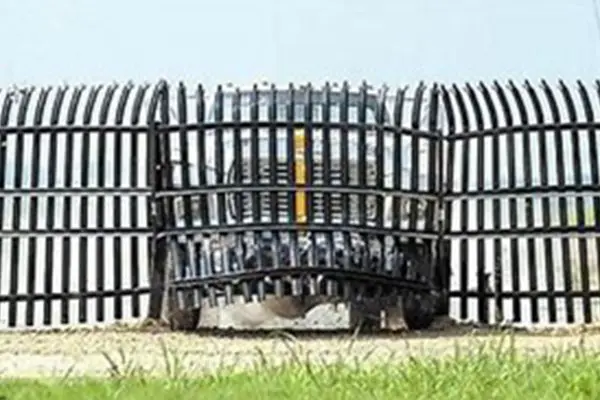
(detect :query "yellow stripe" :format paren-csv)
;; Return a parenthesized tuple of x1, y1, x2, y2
(294, 128, 307, 224)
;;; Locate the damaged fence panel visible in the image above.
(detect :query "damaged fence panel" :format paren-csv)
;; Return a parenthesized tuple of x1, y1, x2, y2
(153, 82, 445, 331)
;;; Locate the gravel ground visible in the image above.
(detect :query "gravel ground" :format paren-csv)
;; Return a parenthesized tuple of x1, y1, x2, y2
(1, 323, 600, 378)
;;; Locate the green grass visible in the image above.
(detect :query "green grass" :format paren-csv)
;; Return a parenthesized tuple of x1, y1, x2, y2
(2, 335, 600, 400)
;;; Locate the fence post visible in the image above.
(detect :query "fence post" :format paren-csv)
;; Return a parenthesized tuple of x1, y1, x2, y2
(147, 121, 168, 320)
(435, 126, 451, 316)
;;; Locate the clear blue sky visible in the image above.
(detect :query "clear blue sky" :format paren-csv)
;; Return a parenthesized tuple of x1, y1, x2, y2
(0, 0, 599, 87)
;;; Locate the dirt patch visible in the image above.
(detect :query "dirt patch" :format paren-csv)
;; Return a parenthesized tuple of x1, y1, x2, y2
(2, 319, 600, 378)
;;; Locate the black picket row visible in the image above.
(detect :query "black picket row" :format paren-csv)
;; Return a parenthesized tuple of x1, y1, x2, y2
(0, 79, 598, 329)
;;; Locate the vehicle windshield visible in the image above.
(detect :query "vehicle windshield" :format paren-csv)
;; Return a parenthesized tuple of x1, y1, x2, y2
(207, 89, 389, 123)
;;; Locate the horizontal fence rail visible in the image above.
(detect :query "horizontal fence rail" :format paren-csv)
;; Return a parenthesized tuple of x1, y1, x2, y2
(0, 79, 598, 329)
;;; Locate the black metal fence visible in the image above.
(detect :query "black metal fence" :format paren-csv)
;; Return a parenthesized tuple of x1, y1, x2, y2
(0, 79, 598, 329)
(442, 80, 600, 325)
(0, 83, 154, 328)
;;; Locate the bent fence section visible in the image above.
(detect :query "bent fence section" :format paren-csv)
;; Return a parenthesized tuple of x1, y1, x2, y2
(0, 80, 598, 329)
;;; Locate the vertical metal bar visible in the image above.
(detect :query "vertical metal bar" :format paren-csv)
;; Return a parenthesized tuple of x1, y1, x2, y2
(78, 85, 101, 324)
(5, 89, 21, 327)
(195, 85, 212, 304)
(408, 83, 427, 296)
(508, 81, 539, 323)
(322, 83, 336, 297)
(439, 86, 456, 315)
(44, 86, 63, 325)
(12, 88, 33, 327)
(129, 85, 147, 318)
(480, 83, 504, 323)
(581, 82, 600, 300)
(409, 83, 425, 245)
(451, 84, 471, 321)
(231, 87, 249, 301)
(176, 83, 196, 303)
(559, 80, 590, 323)
(357, 82, 369, 275)
(425, 85, 440, 236)
(494, 81, 522, 323)
(541, 80, 575, 323)
(30, 87, 50, 326)
(61, 86, 83, 324)
(340, 83, 352, 284)
(157, 94, 174, 225)
(268, 84, 282, 296)
(0, 90, 8, 326)
(426, 85, 444, 304)
(175, 82, 201, 306)
(22, 88, 39, 327)
(96, 85, 116, 323)
(374, 86, 387, 279)
(177, 83, 193, 229)
(146, 117, 160, 319)
(286, 84, 301, 295)
(232, 87, 244, 286)
(392, 88, 406, 282)
(249, 84, 262, 279)
(525, 81, 557, 322)
(146, 80, 169, 320)
(112, 84, 131, 321)
(294, 87, 308, 292)
(157, 83, 177, 308)
(303, 84, 316, 282)
(214, 85, 230, 303)
(465, 84, 488, 323)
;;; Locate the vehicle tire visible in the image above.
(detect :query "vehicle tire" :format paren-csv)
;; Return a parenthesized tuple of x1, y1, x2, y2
(398, 243, 440, 331)
(349, 299, 381, 333)
(161, 241, 201, 332)
(401, 290, 438, 330)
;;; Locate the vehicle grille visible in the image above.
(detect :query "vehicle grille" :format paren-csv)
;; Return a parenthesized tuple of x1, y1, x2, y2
(227, 158, 378, 223)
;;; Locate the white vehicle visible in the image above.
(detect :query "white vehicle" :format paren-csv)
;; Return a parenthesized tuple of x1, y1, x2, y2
(159, 85, 442, 332)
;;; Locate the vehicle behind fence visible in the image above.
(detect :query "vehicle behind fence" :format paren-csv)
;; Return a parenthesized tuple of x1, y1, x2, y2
(0, 79, 598, 330)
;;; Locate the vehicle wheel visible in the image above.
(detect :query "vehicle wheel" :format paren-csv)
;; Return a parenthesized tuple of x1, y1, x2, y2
(161, 241, 201, 332)
(349, 299, 381, 333)
(397, 243, 440, 331)
(401, 290, 438, 330)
